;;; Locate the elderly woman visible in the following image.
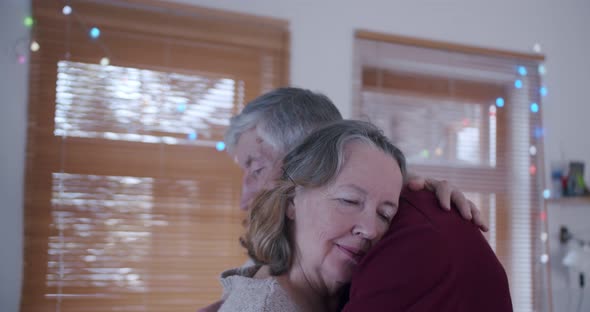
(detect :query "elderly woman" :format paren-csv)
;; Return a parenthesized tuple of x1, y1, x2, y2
(218, 120, 406, 312)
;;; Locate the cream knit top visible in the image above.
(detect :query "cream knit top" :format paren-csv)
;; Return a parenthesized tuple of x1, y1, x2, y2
(218, 265, 300, 312)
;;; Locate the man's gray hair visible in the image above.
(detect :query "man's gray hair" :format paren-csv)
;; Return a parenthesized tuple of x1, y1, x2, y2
(225, 87, 343, 154)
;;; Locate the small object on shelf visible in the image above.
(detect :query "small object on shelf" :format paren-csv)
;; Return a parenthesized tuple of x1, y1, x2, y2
(560, 225, 590, 248)
(551, 176, 562, 198)
(547, 195, 590, 207)
(550, 161, 566, 198)
(565, 161, 587, 197)
(560, 226, 573, 244)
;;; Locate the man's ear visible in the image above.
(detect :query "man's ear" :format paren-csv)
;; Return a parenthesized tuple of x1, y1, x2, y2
(286, 198, 296, 220)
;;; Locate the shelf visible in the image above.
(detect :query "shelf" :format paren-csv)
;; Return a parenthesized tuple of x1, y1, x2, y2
(546, 196, 590, 206)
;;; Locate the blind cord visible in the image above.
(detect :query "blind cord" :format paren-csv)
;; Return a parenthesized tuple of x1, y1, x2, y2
(576, 272, 585, 312)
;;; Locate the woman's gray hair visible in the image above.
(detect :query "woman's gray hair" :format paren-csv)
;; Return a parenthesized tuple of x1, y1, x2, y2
(241, 120, 407, 275)
(225, 87, 342, 154)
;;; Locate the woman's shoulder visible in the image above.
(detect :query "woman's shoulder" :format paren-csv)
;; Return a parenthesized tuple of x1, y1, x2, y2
(219, 265, 299, 312)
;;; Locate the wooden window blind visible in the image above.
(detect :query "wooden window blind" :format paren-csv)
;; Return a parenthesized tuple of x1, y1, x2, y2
(353, 30, 551, 312)
(21, 0, 289, 311)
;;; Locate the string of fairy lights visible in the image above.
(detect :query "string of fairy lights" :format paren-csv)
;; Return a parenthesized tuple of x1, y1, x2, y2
(17, 5, 110, 66)
(19, 5, 553, 256)
(476, 50, 551, 266)
(18, 3, 227, 151)
(511, 53, 551, 267)
(496, 48, 552, 267)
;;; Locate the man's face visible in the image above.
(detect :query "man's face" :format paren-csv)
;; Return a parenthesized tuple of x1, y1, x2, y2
(231, 128, 283, 210)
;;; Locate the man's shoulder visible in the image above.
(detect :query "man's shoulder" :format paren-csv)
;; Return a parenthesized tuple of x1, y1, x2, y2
(393, 189, 482, 241)
(346, 211, 452, 311)
(397, 188, 457, 225)
(356, 189, 456, 273)
(392, 189, 502, 279)
(345, 189, 512, 312)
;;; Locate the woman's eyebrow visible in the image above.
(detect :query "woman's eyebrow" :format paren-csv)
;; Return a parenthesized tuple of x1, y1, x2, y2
(338, 184, 367, 195)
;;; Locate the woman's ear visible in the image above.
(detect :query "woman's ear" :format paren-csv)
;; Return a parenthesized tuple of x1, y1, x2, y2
(286, 197, 296, 220)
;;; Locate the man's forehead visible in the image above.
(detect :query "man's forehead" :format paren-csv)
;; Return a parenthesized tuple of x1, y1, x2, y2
(234, 144, 269, 171)
(232, 128, 283, 166)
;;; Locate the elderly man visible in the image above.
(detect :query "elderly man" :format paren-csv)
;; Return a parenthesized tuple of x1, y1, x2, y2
(199, 87, 510, 311)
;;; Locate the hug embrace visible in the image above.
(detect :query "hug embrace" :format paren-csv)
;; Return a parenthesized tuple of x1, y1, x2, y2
(200, 87, 512, 312)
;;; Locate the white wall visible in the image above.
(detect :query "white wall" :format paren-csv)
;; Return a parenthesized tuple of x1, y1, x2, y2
(0, 0, 28, 311)
(2, 0, 589, 311)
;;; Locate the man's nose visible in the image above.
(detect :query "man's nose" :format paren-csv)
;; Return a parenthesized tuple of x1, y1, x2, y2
(239, 190, 253, 210)
(240, 176, 256, 210)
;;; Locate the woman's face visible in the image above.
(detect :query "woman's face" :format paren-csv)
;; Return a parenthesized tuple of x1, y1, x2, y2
(288, 141, 404, 292)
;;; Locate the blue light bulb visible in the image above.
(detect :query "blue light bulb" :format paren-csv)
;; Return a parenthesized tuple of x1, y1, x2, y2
(540, 87, 548, 97)
(216, 141, 226, 151)
(90, 27, 101, 39)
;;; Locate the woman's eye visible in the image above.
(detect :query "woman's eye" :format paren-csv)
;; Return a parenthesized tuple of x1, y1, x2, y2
(378, 213, 392, 223)
(339, 199, 359, 206)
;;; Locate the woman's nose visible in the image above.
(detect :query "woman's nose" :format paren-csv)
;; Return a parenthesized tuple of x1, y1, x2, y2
(352, 211, 379, 240)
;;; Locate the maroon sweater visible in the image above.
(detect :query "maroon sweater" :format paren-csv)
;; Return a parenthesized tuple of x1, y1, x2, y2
(343, 189, 513, 312)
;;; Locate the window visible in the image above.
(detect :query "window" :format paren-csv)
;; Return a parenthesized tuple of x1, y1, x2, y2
(354, 30, 550, 312)
(22, 0, 289, 311)
(54, 61, 238, 144)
